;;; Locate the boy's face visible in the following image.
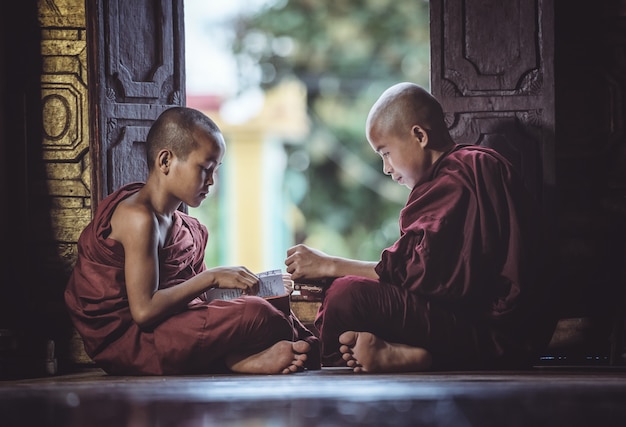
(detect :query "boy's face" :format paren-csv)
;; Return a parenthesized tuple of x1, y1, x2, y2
(169, 130, 225, 208)
(367, 121, 429, 190)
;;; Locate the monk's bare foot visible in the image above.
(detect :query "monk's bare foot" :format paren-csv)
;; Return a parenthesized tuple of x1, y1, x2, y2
(226, 340, 310, 374)
(338, 331, 432, 373)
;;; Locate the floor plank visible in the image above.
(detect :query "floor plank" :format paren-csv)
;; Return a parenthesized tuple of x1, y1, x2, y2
(2, 367, 626, 426)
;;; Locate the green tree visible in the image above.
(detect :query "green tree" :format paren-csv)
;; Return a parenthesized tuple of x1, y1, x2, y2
(232, 0, 430, 260)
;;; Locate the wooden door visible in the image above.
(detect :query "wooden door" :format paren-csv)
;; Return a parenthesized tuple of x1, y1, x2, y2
(430, 0, 554, 208)
(88, 0, 186, 206)
(430, 0, 626, 362)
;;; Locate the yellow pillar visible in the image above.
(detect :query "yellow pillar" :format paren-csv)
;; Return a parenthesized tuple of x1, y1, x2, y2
(225, 129, 266, 272)
(190, 80, 309, 273)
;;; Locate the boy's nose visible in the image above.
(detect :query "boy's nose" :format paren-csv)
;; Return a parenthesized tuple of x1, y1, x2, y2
(383, 161, 392, 176)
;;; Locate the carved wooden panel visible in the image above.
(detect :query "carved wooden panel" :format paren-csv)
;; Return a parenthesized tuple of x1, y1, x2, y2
(431, 0, 626, 352)
(90, 0, 185, 204)
(440, 0, 539, 94)
(430, 0, 555, 205)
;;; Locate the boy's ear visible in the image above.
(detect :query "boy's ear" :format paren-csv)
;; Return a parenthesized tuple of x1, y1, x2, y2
(157, 149, 172, 172)
(412, 125, 429, 148)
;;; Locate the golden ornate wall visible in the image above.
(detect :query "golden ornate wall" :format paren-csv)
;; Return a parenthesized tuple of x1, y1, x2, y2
(39, 0, 90, 269)
(38, 0, 92, 364)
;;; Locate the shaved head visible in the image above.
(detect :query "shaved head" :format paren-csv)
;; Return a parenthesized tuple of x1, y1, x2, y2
(146, 107, 223, 170)
(366, 82, 450, 150)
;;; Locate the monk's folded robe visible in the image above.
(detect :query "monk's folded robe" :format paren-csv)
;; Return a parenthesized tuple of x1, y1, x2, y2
(315, 145, 556, 370)
(65, 182, 319, 375)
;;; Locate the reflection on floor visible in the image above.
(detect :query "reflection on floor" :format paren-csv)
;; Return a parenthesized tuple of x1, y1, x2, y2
(2, 367, 626, 426)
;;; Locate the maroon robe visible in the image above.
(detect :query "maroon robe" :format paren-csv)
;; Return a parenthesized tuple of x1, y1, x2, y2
(65, 182, 318, 375)
(315, 145, 556, 370)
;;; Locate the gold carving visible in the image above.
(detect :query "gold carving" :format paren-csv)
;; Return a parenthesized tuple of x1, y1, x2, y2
(38, 0, 86, 28)
(37, 0, 94, 366)
(41, 74, 88, 160)
(38, 2, 91, 268)
(42, 94, 70, 140)
(38, 0, 90, 199)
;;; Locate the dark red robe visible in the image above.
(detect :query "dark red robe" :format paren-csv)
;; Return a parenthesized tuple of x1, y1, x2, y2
(65, 182, 318, 375)
(315, 145, 556, 370)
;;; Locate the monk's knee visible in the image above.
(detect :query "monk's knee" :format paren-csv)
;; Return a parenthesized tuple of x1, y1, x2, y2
(325, 277, 359, 301)
(323, 276, 372, 311)
(318, 277, 379, 327)
(242, 296, 281, 320)
(240, 296, 291, 334)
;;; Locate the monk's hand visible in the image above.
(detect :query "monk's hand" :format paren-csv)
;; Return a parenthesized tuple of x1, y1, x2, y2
(282, 273, 294, 295)
(208, 266, 260, 295)
(285, 244, 333, 281)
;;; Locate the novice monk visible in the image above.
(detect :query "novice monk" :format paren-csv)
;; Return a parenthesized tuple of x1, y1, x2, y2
(65, 107, 319, 375)
(285, 82, 556, 373)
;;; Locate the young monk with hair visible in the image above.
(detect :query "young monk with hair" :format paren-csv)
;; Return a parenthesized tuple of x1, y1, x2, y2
(65, 107, 319, 375)
(285, 82, 556, 373)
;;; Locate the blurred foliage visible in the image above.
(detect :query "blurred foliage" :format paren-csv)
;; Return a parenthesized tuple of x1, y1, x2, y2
(231, 0, 430, 260)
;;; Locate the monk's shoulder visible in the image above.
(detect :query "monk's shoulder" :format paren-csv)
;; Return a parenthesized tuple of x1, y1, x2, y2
(110, 197, 157, 243)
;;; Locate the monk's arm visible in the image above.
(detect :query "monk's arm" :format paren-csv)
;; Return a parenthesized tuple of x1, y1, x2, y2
(323, 256, 378, 279)
(285, 244, 378, 281)
(132, 270, 259, 328)
(113, 205, 257, 328)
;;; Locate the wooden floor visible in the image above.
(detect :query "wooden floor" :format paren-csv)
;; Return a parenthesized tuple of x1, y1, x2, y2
(2, 366, 626, 426)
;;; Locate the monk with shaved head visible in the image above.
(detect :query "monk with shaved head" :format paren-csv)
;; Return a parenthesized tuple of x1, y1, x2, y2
(286, 83, 555, 372)
(66, 107, 319, 375)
